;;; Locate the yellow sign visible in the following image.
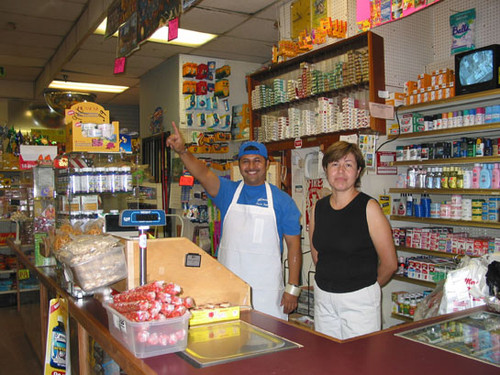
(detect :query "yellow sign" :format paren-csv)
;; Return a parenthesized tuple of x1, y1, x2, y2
(18, 268, 30, 280)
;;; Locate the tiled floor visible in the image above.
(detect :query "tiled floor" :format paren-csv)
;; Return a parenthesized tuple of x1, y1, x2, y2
(0, 305, 43, 374)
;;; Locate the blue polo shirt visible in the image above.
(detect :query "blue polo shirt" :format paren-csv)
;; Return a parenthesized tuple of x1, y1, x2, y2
(209, 177, 301, 252)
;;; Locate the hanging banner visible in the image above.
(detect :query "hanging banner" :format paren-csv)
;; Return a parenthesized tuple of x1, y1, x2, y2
(44, 298, 70, 375)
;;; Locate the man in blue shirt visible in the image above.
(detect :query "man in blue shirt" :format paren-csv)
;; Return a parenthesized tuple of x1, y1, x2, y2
(166, 122, 302, 319)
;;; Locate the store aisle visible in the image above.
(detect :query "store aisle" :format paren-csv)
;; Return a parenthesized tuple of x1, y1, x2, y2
(0, 305, 43, 374)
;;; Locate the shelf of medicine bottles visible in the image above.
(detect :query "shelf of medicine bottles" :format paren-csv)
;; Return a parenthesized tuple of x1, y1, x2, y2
(389, 188, 500, 196)
(391, 155, 500, 167)
(392, 275, 436, 288)
(395, 246, 466, 260)
(395, 88, 500, 115)
(390, 215, 500, 229)
(387, 122, 500, 141)
(391, 313, 413, 322)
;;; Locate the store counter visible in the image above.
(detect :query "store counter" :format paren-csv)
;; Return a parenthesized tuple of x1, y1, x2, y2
(9, 238, 499, 375)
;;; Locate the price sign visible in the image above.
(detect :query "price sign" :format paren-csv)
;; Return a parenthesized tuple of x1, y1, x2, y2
(18, 268, 30, 280)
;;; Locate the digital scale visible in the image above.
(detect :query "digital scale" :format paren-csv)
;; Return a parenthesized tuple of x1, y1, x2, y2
(119, 209, 166, 286)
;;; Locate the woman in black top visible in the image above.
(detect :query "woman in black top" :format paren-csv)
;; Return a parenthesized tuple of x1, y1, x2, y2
(309, 141, 397, 340)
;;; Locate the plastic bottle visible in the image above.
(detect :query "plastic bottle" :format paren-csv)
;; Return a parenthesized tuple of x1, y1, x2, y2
(108, 167, 118, 193)
(448, 167, 457, 189)
(95, 167, 106, 193)
(434, 167, 442, 189)
(421, 193, 431, 217)
(122, 166, 133, 192)
(398, 194, 407, 216)
(463, 167, 473, 189)
(407, 165, 417, 188)
(480, 164, 492, 189)
(492, 163, 500, 189)
(425, 167, 434, 189)
(441, 167, 449, 189)
(406, 193, 413, 216)
(50, 316, 66, 370)
(80, 167, 91, 194)
(70, 168, 81, 194)
(472, 163, 482, 188)
(457, 167, 464, 189)
(417, 166, 426, 188)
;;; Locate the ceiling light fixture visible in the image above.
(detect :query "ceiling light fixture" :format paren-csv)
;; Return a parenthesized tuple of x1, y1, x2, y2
(95, 19, 217, 48)
(48, 80, 129, 93)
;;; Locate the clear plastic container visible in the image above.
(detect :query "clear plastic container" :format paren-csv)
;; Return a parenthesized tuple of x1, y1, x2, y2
(66, 245, 127, 292)
(104, 305, 190, 358)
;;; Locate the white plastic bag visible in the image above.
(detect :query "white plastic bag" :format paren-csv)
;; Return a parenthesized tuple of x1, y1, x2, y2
(438, 256, 488, 315)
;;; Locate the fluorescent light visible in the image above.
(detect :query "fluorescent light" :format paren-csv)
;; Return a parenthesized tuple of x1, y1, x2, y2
(95, 19, 217, 47)
(48, 80, 128, 93)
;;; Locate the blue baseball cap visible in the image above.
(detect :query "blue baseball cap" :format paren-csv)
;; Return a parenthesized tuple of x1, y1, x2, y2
(238, 141, 268, 159)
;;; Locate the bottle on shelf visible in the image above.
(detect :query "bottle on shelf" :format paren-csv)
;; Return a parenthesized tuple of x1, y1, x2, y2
(434, 167, 442, 189)
(479, 164, 492, 189)
(472, 163, 481, 189)
(425, 167, 434, 189)
(441, 167, 449, 189)
(456, 167, 464, 189)
(407, 165, 416, 188)
(492, 163, 500, 189)
(417, 165, 426, 188)
(406, 193, 413, 217)
(448, 167, 457, 189)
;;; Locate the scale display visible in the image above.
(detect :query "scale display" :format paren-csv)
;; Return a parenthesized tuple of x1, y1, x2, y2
(119, 209, 166, 227)
(396, 311, 500, 368)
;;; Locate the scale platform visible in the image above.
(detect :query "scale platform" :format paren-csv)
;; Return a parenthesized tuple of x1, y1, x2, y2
(179, 320, 302, 368)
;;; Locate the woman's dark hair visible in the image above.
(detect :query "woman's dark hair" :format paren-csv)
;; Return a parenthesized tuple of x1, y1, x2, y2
(322, 141, 365, 187)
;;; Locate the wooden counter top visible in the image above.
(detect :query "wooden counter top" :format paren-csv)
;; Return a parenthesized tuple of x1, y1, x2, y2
(9, 239, 499, 375)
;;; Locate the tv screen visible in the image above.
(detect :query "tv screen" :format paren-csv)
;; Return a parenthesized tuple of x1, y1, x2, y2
(455, 44, 500, 95)
(458, 50, 494, 86)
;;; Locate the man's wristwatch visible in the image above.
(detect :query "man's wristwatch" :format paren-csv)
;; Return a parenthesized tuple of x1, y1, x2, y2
(285, 283, 301, 297)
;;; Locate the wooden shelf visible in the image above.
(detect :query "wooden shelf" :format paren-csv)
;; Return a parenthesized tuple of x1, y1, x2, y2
(392, 155, 500, 167)
(389, 188, 500, 195)
(392, 275, 436, 288)
(390, 215, 500, 229)
(396, 88, 500, 113)
(388, 122, 500, 141)
(395, 246, 466, 259)
(0, 287, 39, 295)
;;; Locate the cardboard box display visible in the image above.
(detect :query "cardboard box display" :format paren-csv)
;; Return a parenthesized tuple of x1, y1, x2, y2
(65, 102, 119, 153)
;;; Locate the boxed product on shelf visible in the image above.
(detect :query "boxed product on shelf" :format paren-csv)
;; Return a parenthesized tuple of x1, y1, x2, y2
(189, 304, 240, 326)
(104, 304, 190, 358)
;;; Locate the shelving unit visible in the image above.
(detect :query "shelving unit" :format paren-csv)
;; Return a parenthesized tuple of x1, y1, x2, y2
(0, 244, 38, 310)
(392, 275, 437, 288)
(248, 31, 384, 150)
(388, 89, 500, 299)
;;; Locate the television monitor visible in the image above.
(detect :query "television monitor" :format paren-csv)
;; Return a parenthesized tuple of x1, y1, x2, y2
(455, 44, 500, 95)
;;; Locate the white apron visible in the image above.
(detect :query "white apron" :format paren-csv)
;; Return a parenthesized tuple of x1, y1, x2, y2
(218, 181, 287, 320)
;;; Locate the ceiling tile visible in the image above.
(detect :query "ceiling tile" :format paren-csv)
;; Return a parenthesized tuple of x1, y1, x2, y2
(188, 49, 268, 64)
(181, 7, 248, 34)
(0, 13, 74, 36)
(226, 18, 278, 42)
(195, 36, 272, 59)
(197, 0, 279, 15)
(255, 3, 281, 20)
(0, 0, 86, 20)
